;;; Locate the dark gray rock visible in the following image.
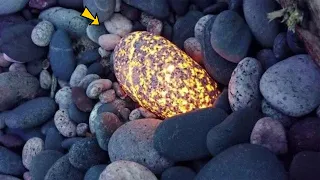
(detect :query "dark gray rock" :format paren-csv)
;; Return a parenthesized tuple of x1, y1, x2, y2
(0, 0, 28, 15)
(206, 108, 263, 155)
(41, 120, 56, 135)
(0, 146, 25, 176)
(228, 0, 243, 12)
(45, 128, 64, 152)
(213, 89, 232, 114)
(195, 144, 287, 180)
(211, 10, 251, 63)
(0, 72, 39, 111)
(84, 0, 115, 22)
(69, 137, 108, 170)
(57, 0, 82, 9)
(0, 23, 48, 63)
(0, 14, 25, 39)
(287, 30, 306, 54)
(0, 134, 24, 148)
(108, 119, 173, 174)
(173, 11, 203, 49)
(49, 29, 76, 81)
(203, 2, 229, 15)
(84, 164, 107, 180)
(256, 49, 279, 70)
(68, 103, 90, 124)
(168, 0, 189, 15)
(161, 166, 196, 180)
(261, 99, 292, 128)
(289, 117, 320, 153)
(95, 112, 123, 151)
(30, 150, 64, 180)
(273, 32, 292, 60)
(260, 55, 320, 117)
(191, 0, 215, 9)
(87, 63, 104, 76)
(122, 0, 169, 19)
(6, 127, 44, 141)
(4, 97, 56, 129)
(44, 154, 84, 180)
(290, 151, 320, 180)
(61, 137, 84, 149)
(154, 108, 227, 161)
(26, 60, 43, 76)
(77, 49, 100, 65)
(199, 16, 237, 85)
(243, 0, 280, 47)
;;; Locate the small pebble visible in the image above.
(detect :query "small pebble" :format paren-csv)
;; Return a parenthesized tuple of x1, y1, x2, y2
(57, 79, 68, 88)
(72, 87, 94, 112)
(55, 86, 73, 109)
(22, 137, 45, 170)
(98, 34, 122, 51)
(119, 108, 131, 121)
(68, 103, 90, 124)
(140, 12, 154, 27)
(138, 107, 157, 118)
(256, 49, 279, 70)
(98, 47, 111, 58)
(76, 123, 89, 137)
(86, 25, 108, 44)
(194, 15, 213, 41)
(31, 20, 55, 47)
(250, 117, 288, 154)
(99, 89, 116, 103)
(86, 79, 113, 99)
(26, 60, 43, 76)
(40, 69, 52, 90)
(23, 172, 31, 180)
(147, 19, 163, 35)
(112, 82, 127, 99)
(9, 63, 27, 72)
(78, 74, 101, 90)
(99, 160, 157, 180)
(54, 109, 76, 137)
(129, 108, 142, 121)
(184, 37, 203, 64)
(45, 128, 64, 152)
(89, 102, 104, 134)
(104, 13, 132, 37)
(70, 64, 87, 87)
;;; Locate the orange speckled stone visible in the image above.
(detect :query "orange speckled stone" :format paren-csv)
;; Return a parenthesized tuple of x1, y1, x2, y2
(114, 31, 220, 118)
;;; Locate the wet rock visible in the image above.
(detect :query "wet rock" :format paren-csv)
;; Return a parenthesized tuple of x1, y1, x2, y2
(4, 97, 56, 129)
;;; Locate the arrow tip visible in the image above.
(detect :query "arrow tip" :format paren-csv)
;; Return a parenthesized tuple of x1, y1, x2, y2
(90, 15, 100, 25)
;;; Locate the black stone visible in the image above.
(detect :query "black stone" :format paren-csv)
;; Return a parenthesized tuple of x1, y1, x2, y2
(273, 32, 292, 60)
(162, 22, 173, 41)
(228, 0, 243, 13)
(213, 89, 232, 114)
(199, 16, 237, 85)
(69, 137, 108, 170)
(87, 63, 104, 76)
(0, 23, 47, 63)
(191, 0, 216, 9)
(161, 166, 196, 180)
(26, 60, 43, 76)
(203, 2, 228, 15)
(57, 0, 83, 9)
(154, 108, 228, 161)
(122, 0, 170, 19)
(287, 30, 306, 54)
(173, 11, 203, 49)
(168, 0, 189, 16)
(256, 49, 279, 70)
(68, 103, 90, 124)
(289, 151, 320, 180)
(206, 108, 263, 155)
(120, 3, 141, 21)
(30, 150, 64, 180)
(195, 144, 287, 180)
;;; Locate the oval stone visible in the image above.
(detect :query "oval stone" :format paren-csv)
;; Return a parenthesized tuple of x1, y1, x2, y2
(0, 146, 25, 176)
(260, 55, 320, 117)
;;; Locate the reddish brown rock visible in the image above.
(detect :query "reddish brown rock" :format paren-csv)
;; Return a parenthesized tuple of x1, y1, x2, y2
(72, 87, 94, 112)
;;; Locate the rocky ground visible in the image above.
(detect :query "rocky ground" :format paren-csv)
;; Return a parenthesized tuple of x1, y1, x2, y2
(0, 0, 319, 180)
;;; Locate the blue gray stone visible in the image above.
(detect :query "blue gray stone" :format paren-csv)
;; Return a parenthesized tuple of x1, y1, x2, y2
(0, 0, 28, 15)
(0, 146, 25, 176)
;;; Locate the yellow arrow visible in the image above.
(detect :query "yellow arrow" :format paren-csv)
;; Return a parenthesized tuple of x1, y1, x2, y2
(81, 7, 100, 25)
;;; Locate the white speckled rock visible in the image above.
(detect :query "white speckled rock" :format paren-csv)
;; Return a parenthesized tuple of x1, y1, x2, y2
(98, 34, 121, 51)
(22, 137, 44, 170)
(86, 79, 113, 99)
(260, 55, 320, 117)
(129, 109, 142, 121)
(104, 13, 132, 37)
(86, 25, 108, 44)
(31, 20, 55, 47)
(76, 123, 89, 137)
(9, 63, 27, 72)
(147, 19, 163, 35)
(54, 109, 76, 137)
(99, 160, 157, 180)
(70, 64, 87, 87)
(40, 69, 52, 90)
(39, 7, 88, 37)
(78, 74, 101, 90)
(228, 57, 263, 111)
(89, 102, 103, 134)
(55, 86, 73, 109)
(140, 13, 154, 27)
(194, 15, 214, 40)
(250, 117, 288, 154)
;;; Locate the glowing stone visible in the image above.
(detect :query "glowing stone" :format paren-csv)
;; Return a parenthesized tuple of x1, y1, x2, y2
(114, 31, 220, 118)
